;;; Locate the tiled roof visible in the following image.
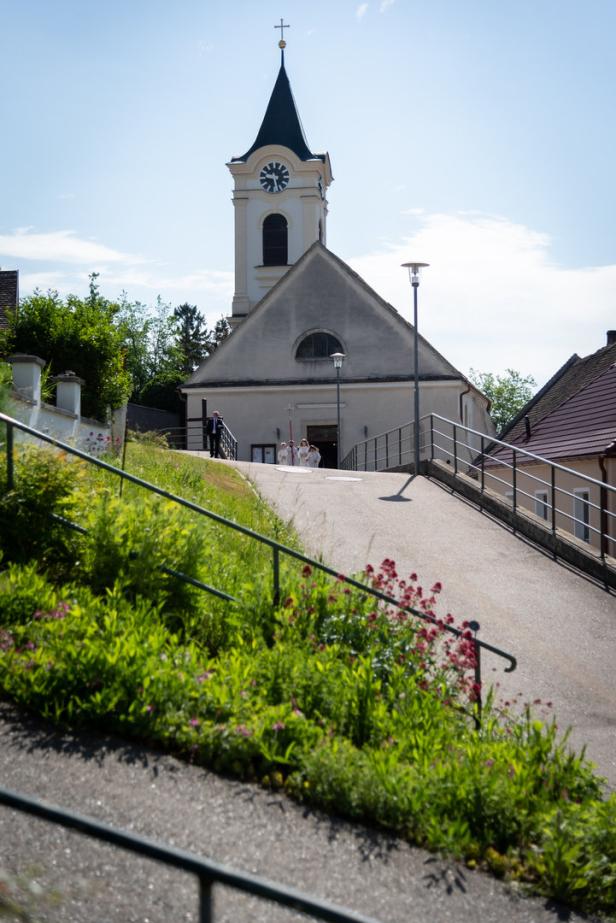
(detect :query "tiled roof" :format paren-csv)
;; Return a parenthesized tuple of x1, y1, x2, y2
(499, 337, 616, 446)
(489, 338, 616, 465)
(232, 58, 323, 163)
(0, 270, 18, 329)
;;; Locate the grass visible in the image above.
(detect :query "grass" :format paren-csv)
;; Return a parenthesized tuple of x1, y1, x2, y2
(0, 438, 615, 918)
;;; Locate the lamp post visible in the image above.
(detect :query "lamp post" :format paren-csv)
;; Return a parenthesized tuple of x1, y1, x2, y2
(330, 351, 345, 468)
(401, 262, 429, 476)
(287, 402, 295, 465)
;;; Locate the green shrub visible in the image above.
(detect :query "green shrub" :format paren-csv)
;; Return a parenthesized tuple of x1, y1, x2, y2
(0, 446, 82, 574)
(78, 491, 203, 617)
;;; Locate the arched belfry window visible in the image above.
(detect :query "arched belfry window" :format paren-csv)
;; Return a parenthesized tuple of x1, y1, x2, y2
(296, 332, 343, 360)
(263, 214, 288, 266)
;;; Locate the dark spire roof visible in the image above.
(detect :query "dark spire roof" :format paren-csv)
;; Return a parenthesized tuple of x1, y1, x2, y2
(233, 56, 323, 163)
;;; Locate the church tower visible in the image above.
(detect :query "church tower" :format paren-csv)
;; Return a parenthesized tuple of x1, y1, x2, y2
(227, 27, 333, 325)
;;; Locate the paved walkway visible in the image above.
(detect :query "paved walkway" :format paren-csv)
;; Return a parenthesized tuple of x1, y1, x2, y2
(230, 461, 616, 788)
(0, 704, 593, 923)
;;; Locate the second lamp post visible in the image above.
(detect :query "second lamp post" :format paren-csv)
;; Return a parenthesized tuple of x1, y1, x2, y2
(330, 351, 345, 468)
(401, 262, 429, 475)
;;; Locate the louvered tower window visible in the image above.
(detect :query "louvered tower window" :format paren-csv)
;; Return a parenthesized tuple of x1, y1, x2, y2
(263, 214, 288, 266)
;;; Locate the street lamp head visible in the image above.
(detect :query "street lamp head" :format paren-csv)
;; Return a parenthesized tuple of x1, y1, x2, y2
(401, 261, 430, 286)
(330, 351, 346, 369)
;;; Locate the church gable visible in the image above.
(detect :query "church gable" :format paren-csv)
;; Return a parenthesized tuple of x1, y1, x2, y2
(185, 244, 460, 387)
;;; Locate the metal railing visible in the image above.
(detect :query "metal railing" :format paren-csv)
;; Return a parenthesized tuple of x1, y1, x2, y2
(0, 786, 381, 923)
(340, 420, 424, 473)
(341, 412, 616, 568)
(0, 411, 517, 719)
(134, 421, 238, 459)
(428, 415, 616, 562)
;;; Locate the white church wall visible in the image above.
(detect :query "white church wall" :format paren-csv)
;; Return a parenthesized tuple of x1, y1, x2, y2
(186, 379, 484, 465)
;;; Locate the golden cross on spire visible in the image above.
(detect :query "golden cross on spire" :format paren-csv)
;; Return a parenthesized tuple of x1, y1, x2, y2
(274, 17, 290, 50)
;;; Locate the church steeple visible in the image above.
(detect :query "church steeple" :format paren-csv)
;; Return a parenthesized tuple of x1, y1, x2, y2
(227, 31, 332, 322)
(233, 59, 322, 164)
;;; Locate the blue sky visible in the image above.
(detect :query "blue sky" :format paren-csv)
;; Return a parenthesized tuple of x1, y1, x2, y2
(1, 0, 615, 385)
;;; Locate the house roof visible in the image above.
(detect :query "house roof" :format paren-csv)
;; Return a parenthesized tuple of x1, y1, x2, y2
(500, 336, 616, 446)
(0, 270, 18, 329)
(490, 336, 616, 465)
(231, 56, 324, 164)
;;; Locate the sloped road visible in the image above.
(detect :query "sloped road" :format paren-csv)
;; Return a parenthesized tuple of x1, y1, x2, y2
(236, 461, 616, 789)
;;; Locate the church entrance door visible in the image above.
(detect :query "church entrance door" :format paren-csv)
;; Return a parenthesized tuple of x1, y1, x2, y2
(306, 425, 338, 469)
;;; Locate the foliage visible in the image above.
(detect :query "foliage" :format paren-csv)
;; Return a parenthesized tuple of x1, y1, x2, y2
(116, 295, 231, 411)
(0, 447, 82, 574)
(468, 368, 537, 434)
(0, 441, 613, 916)
(173, 302, 210, 376)
(0, 361, 13, 413)
(0, 274, 132, 421)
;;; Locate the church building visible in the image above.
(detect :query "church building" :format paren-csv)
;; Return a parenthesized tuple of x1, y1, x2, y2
(182, 34, 492, 467)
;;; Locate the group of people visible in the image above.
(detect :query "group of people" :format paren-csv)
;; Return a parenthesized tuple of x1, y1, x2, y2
(278, 437, 321, 468)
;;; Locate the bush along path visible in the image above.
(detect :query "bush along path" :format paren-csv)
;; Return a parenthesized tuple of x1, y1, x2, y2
(0, 442, 615, 918)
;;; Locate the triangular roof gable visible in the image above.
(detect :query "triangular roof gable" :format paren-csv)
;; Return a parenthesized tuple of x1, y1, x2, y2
(184, 243, 463, 387)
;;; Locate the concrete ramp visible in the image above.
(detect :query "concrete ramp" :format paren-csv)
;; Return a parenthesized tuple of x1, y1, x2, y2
(234, 462, 616, 788)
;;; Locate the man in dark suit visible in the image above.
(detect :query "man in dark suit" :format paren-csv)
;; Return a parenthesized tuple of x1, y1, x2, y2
(205, 410, 224, 458)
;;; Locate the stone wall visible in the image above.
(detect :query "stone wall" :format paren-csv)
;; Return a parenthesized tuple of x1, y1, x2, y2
(6, 354, 125, 456)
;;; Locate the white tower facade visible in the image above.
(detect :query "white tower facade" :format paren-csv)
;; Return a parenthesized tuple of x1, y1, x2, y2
(227, 50, 333, 324)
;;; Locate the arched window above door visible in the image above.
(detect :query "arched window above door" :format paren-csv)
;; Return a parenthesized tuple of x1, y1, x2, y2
(262, 214, 288, 266)
(295, 331, 343, 360)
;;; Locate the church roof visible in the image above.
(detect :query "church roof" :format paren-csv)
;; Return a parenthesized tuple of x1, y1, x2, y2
(183, 242, 471, 390)
(232, 57, 324, 164)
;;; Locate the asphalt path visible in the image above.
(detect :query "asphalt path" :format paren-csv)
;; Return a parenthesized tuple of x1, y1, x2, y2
(230, 460, 616, 789)
(0, 704, 595, 923)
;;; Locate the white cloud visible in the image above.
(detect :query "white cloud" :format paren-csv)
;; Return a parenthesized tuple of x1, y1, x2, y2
(0, 228, 143, 265)
(356, 3, 369, 20)
(347, 212, 616, 386)
(379, 0, 395, 11)
(19, 261, 234, 330)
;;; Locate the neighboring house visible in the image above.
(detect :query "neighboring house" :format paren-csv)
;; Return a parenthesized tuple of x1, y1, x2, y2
(0, 269, 19, 330)
(181, 45, 493, 465)
(485, 332, 616, 556)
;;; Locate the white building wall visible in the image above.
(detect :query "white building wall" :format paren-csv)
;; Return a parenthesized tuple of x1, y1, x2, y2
(186, 379, 488, 464)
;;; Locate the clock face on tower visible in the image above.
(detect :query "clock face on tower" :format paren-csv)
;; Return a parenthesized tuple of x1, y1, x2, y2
(259, 161, 290, 193)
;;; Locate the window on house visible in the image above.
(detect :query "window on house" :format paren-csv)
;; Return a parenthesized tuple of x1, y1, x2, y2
(295, 332, 343, 360)
(535, 490, 549, 520)
(573, 489, 591, 542)
(263, 214, 288, 266)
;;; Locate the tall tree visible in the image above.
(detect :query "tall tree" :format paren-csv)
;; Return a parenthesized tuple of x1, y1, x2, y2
(209, 314, 231, 352)
(468, 368, 537, 434)
(173, 303, 209, 376)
